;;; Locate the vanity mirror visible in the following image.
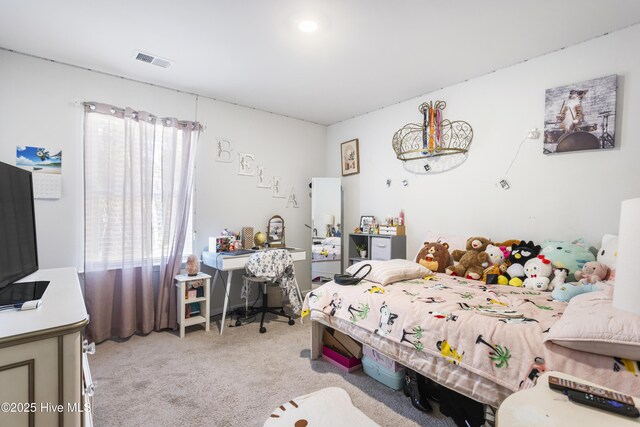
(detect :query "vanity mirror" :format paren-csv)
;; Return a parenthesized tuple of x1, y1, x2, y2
(311, 178, 343, 285)
(267, 215, 285, 248)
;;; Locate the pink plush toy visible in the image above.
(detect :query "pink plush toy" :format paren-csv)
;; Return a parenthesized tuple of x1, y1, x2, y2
(499, 245, 511, 259)
(574, 261, 610, 284)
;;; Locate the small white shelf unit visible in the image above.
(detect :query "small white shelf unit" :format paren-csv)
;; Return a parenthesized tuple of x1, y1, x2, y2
(175, 272, 211, 338)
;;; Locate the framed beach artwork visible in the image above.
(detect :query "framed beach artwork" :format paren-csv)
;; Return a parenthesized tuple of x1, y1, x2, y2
(544, 75, 617, 154)
(341, 139, 360, 176)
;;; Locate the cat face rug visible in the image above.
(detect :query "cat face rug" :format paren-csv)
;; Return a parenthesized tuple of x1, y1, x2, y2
(264, 387, 378, 427)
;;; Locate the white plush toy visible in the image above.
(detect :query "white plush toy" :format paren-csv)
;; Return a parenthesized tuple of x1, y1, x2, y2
(523, 255, 554, 291)
(485, 244, 506, 266)
(549, 268, 567, 290)
(597, 234, 618, 281)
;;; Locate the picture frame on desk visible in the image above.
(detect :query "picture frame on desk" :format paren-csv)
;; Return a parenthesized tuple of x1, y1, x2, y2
(211, 236, 235, 253)
(360, 215, 374, 232)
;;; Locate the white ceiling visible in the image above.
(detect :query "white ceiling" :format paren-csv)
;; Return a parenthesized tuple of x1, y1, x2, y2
(1, 1, 640, 125)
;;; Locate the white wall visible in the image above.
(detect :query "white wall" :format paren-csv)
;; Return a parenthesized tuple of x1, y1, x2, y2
(0, 50, 196, 271)
(326, 24, 640, 259)
(0, 50, 326, 311)
(194, 97, 327, 300)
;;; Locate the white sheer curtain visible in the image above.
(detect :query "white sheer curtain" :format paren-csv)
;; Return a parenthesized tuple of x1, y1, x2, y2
(83, 102, 199, 343)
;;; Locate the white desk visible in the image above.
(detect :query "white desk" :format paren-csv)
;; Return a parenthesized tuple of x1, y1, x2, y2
(202, 248, 306, 334)
(497, 371, 640, 426)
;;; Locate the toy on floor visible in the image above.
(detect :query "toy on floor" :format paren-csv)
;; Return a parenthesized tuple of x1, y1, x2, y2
(416, 241, 453, 273)
(540, 238, 595, 281)
(574, 261, 610, 284)
(498, 240, 541, 287)
(264, 387, 379, 427)
(446, 237, 492, 280)
(522, 255, 554, 291)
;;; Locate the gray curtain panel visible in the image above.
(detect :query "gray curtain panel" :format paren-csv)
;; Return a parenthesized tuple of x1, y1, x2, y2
(154, 120, 199, 330)
(83, 102, 200, 343)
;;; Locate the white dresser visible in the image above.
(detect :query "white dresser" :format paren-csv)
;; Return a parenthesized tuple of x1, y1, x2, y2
(0, 268, 93, 427)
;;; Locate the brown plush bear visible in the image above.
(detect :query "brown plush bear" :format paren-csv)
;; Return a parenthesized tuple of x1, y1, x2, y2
(446, 237, 492, 280)
(416, 241, 453, 273)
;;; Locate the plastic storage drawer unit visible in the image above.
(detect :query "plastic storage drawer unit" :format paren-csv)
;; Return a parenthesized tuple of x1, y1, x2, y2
(362, 355, 404, 390)
(370, 237, 392, 260)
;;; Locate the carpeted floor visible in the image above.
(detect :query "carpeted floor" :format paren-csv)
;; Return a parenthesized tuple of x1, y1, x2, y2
(91, 314, 456, 426)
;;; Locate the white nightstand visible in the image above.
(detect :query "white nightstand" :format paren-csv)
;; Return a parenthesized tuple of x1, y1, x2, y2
(175, 272, 211, 338)
(497, 371, 640, 426)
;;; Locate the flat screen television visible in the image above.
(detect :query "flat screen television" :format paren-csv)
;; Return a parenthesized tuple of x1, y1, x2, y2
(0, 161, 39, 290)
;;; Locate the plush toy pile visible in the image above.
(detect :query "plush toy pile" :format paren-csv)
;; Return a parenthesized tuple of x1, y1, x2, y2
(416, 234, 619, 302)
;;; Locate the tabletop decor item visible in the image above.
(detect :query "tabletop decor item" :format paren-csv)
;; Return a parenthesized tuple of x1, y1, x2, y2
(186, 254, 201, 276)
(254, 231, 268, 248)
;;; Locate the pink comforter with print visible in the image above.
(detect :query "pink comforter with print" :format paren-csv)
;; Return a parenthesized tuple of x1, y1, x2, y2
(303, 273, 640, 397)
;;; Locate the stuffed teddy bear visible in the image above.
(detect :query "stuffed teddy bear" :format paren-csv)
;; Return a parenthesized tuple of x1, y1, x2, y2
(522, 255, 553, 291)
(551, 282, 598, 302)
(574, 261, 610, 284)
(540, 238, 595, 281)
(416, 241, 452, 273)
(497, 240, 542, 287)
(446, 236, 492, 280)
(597, 234, 618, 281)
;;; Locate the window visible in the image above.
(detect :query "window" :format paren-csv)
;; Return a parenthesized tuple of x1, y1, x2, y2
(84, 111, 195, 269)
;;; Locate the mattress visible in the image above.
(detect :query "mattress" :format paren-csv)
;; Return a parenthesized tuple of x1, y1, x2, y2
(305, 273, 640, 406)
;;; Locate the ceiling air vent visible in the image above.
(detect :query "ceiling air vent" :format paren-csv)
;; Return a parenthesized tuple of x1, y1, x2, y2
(133, 51, 172, 69)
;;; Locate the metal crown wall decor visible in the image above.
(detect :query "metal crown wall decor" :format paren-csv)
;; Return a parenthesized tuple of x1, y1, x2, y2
(392, 101, 473, 174)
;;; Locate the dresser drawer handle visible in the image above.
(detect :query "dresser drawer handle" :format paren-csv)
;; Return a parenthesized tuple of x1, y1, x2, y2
(83, 340, 96, 355)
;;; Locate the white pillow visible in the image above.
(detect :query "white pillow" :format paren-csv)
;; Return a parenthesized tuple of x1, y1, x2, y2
(322, 236, 341, 246)
(545, 291, 640, 360)
(346, 259, 432, 286)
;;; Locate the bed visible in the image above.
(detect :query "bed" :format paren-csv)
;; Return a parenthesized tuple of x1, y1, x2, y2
(305, 273, 640, 408)
(311, 237, 341, 283)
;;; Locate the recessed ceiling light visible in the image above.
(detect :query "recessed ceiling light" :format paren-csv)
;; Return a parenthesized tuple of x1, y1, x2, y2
(298, 20, 318, 33)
